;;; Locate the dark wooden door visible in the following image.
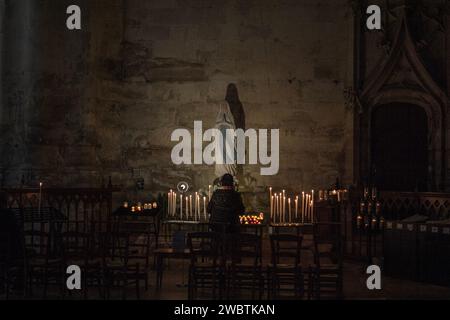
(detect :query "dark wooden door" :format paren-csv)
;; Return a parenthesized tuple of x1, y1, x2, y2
(371, 103, 428, 191)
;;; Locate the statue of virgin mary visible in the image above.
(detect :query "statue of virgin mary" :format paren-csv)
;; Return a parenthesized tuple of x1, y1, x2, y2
(214, 84, 246, 183)
(214, 101, 237, 178)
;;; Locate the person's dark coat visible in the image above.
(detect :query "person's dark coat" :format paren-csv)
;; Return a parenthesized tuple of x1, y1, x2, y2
(207, 187, 245, 233)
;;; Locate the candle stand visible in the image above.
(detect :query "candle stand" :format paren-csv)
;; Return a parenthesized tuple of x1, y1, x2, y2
(356, 187, 384, 265)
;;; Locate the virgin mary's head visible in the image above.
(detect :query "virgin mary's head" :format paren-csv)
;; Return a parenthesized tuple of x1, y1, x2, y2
(225, 83, 239, 104)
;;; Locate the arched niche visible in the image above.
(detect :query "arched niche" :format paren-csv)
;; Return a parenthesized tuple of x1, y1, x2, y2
(370, 103, 428, 191)
(357, 13, 449, 191)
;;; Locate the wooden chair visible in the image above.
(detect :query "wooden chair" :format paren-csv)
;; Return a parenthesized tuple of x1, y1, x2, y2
(0, 210, 25, 299)
(310, 222, 343, 299)
(187, 232, 223, 300)
(23, 230, 65, 298)
(226, 233, 264, 299)
(119, 218, 159, 269)
(0, 233, 15, 299)
(101, 232, 141, 300)
(267, 234, 304, 299)
(124, 231, 152, 292)
(61, 231, 103, 299)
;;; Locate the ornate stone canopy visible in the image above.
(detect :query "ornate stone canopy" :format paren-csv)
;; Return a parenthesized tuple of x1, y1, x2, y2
(358, 11, 449, 190)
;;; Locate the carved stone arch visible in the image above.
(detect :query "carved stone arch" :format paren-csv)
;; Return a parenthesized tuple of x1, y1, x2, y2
(357, 12, 449, 191)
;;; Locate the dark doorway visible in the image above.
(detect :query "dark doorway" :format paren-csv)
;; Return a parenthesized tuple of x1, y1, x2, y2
(371, 103, 428, 191)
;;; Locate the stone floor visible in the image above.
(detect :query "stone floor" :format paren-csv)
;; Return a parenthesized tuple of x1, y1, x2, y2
(28, 259, 449, 300)
(4, 259, 450, 300)
(144, 260, 450, 300)
(4, 233, 450, 300)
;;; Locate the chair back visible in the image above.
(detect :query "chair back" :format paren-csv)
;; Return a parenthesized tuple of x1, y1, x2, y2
(101, 232, 131, 268)
(270, 234, 303, 267)
(126, 231, 151, 270)
(313, 222, 343, 268)
(229, 233, 261, 266)
(23, 230, 52, 259)
(0, 232, 11, 265)
(187, 232, 221, 265)
(61, 231, 91, 263)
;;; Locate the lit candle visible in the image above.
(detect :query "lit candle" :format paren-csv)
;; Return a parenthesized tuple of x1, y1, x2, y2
(357, 215, 362, 228)
(309, 195, 312, 222)
(275, 194, 278, 223)
(196, 194, 200, 221)
(269, 187, 273, 219)
(278, 194, 281, 223)
(278, 192, 281, 221)
(208, 185, 212, 201)
(306, 194, 310, 222)
(372, 217, 377, 228)
(280, 196, 283, 223)
(172, 190, 175, 214)
(185, 196, 189, 221)
(168, 191, 171, 215)
(203, 196, 207, 221)
(270, 195, 274, 221)
(38, 182, 43, 216)
(180, 194, 183, 220)
(283, 196, 288, 222)
(304, 194, 308, 222)
(173, 193, 177, 216)
(195, 192, 198, 218)
(302, 191, 305, 224)
(189, 195, 193, 220)
(274, 194, 277, 222)
(167, 191, 170, 215)
(272, 194, 275, 223)
(295, 196, 298, 221)
(194, 194, 196, 221)
(278, 195, 281, 223)
(288, 198, 291, 223)
(279, 194, 282, 221)
(174, 192, 177, 215)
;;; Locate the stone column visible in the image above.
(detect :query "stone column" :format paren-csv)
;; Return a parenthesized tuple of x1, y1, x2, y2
(0, 0, 4, 130)
(0, 0, 5, 185)
(2, 0, 36, 185)
(446, 3, 450, 191)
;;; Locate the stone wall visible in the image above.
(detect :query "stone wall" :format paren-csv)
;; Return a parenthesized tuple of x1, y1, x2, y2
(1, 0, 354, 209)
(112, 0, 354, 204)
(0, 0, 4, 152)
(1, 0, 123, 187)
